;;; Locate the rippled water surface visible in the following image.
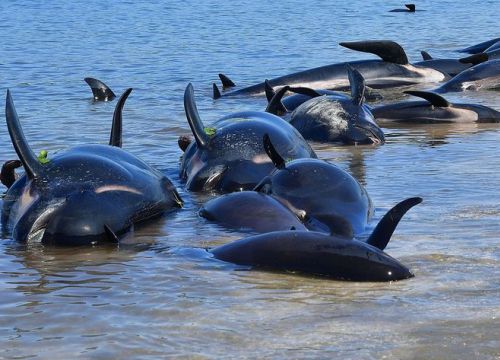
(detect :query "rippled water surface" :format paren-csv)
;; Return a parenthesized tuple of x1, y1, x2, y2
(0, 0, 499, 358)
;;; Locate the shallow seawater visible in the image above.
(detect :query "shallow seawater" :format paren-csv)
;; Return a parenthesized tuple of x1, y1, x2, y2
(0, 0, 499, 358)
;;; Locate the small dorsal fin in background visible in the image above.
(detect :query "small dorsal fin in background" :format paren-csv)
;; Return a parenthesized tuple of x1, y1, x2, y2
(405, 4, 416, 12)
(5, 90, 43, 180)
(218, 73, 236, 89)
(346, 64, 366, 106)
(84, 77, 116, 101)
(0, 160, 22, 188)
(265, 85, 290, 116)
(339, 40, 409, 65)
(404, 90, 450, 107)
(367, 197, 422, 250)
(263, 134, 286, 170)
(420, 50, 433, 60)
(104, 224, 120, 243)
(212, 83, 222, 99)
(184, 84, 210, 148)
(109, 88, 133, 147)
(264, 79, 276, 102)
(459, 53, 489, 66)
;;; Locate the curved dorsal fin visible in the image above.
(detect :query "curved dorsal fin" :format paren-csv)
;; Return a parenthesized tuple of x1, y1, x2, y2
(263, 134, 286, 169)
(459, 53, 489, 66)
(184, 84, 210, 148)
(265, 85, 290, 116)
(218, 73, 235, 89)
(288, 86, 323, 98)
(110, 88, 132, 147)
(367, 197, 422, 250)
(5, 90, 43, 180)
(212, 83, 222, 99)
(347, 64, 366, 105)
(264, 79, 276, 102)
(420, 50, 433, 60)
(84, 77, 116, 101)
(0, 160, 22, 188)
(339, 40, 409, 65)
(404, 90, 450, 107)
(405, 3, 415, 12)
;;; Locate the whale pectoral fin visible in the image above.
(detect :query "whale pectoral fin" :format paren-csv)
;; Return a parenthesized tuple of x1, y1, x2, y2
(263, 134, 286, 170)
(265, 85, 290, 116)
(367, 197, 422, 250)
(421, 50, 433, 60)
(213, 83, 222, 99)
(5, 90, 43, 180)
(109, 88, 133, 147)
(104, 224, 120, 243)
(184, 84, 210, 148)
(0, 159, 22, 188)
(404, 90, 450, 107)
(339, 40, 409, 65)
(84, 77, 117, 101)
(459, 53, 489, 66)
(405, 4, 415, 11)
(264, 79, 276, 102)
(218, 73, 236, 89)
(347, 65, 366, 105)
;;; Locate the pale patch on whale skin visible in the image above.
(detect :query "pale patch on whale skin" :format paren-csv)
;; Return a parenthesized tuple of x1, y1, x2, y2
(94, 184, 143, 195)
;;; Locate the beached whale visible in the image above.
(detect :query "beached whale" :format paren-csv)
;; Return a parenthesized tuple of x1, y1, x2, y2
(433, 59, 500, 93)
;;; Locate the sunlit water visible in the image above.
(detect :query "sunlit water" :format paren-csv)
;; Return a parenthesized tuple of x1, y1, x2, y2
(0, 0, 499, 358)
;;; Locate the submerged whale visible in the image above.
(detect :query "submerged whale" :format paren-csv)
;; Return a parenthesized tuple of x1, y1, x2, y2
(210, 197, 422, 282)
(433, 59, 500, 93)
(389, 4, 416, 12)
(372, 90, 500, 123)
(212, 40, 447, 98)
(2, 89, 182, 245)
(457, 38, 500, 54)
(266, 67, 385, 145)
(179, 84, 316, 192)
(414, 51, 472, 77)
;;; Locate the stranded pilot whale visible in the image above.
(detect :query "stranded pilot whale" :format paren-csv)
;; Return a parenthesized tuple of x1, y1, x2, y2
(179, 84, 316, 192)
(414, 51, 473, 77)
(2, 89, 182, 246)
(372, 90, 500, 123)
(433, 59, 500, 93)
(212, 40, 447, 98)
(266, 67, 385, 145)
(210, 197, 422, 282)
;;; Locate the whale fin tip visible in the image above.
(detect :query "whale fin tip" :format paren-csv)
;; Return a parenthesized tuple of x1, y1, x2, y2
(340, 40, 409, 65)
(218, 73, 236, 89)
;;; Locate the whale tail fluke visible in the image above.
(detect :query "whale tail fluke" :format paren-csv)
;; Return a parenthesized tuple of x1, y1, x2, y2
(264, 80, 276, 102)
(420, 50, 433, 60)
(184, 84, 210, 148)
(459, 53, 489, 66)
(213, 83, 222, 99)
(367, 197, 422, 250)
(84, 77, 116, 101)
(218, 73, 236, 89)
(340, 40, 409, 65)
(5, 90, 43, 180)
(109, 88, 133, 148)
(347, 65, 366, 105)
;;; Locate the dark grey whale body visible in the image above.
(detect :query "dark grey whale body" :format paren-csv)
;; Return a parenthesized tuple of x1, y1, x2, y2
(372, 90, 500, 123)
(433, 59, 500, 93)
(414, 51, 472, 77)
(179, 84, 316, 192)
(458, 38, 500, 54)
(2, 89, 182, 246)
(210, 197, 422, 282)
(214, 41, 446, 98)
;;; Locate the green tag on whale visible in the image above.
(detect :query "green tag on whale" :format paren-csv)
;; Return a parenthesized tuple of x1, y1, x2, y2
(38, 150, 49, 164)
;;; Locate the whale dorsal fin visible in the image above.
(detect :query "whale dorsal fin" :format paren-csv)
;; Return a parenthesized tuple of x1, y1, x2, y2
(288, 86, 323, 98)
(212, 83, 222, 99)
(405, 4, 415, 11)
(265, 84, 290, 116)
(421, 50, 433, 60)
(110, 88, 132, 147)
(84, 77, 116, 101)
(367, 197, 422, 250)
(218, 73, 235, 89)
(404, 90, 450, 107)
(340, 40, 409, 65)
(184, 84, 210, 149)
(5, 90, 43, 180)
(459, 53, 489, 66)
(347, 65, 366, 105)
(263, 134, 286, 170)
(264, 79, 276, 102)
